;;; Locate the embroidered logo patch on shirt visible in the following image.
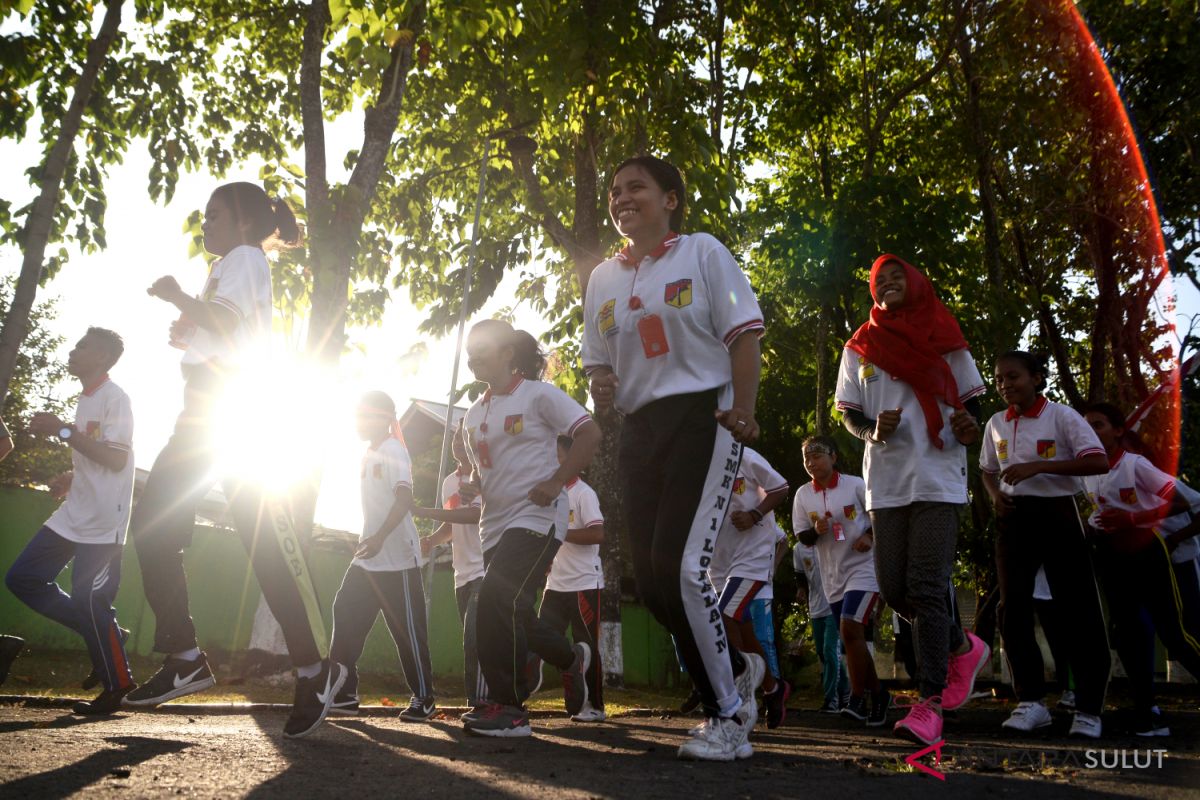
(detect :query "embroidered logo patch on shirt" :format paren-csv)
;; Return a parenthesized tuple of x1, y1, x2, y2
(843, 505, 857, 520)
(569, 510, 576, 524)
(809, 511, 819, 524)
(997, 439, 1009, 460)
(1119, 487, 1138, 505)
(504, 414, 524, 436)
(732, 476, 746, 495)
(372, 463, 383, 479)
(85, 420, 101, 439)
(1037, 439, 1056, 459)
(598, 299, 616, 336)
(664, 279, 693, 308)
(857, 356, 877, 381)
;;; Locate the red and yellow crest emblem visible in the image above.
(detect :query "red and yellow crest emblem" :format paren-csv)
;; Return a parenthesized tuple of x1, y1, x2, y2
(1036, 439, 1056, 459)
(843, 505, 857, 520)
(664, 279, 692, 308)
(1119, 487, 1138, 506)
(504, 414, 524, 436)
(732, 476, 746, 495)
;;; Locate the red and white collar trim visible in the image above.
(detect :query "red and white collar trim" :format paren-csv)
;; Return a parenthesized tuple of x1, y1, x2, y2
(1004, 394, 1048, 422)
(82, 374, 110, 397)
(565, 476, 580, 489)
(813, 471, 841, 491)
(483, 374, 525, 402)
(615, 231, 681, 267)
(1107, 448, 1127, 470)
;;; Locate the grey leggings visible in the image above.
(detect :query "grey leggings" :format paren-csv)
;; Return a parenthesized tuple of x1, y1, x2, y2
(870, 502, 965, 698)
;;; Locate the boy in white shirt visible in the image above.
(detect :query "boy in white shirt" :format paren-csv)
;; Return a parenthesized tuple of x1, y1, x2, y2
(6, 328, 136, 714)
(537, 435, 607, 722)
(327, 392, 436, 721)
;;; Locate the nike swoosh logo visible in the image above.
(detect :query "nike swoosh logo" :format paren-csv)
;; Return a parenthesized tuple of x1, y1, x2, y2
(174, 667, 205, 689)
(315, 672, 334, 704)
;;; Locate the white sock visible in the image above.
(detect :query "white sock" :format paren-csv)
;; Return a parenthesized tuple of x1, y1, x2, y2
(172, 647, 202, 661)
(296, 661, 322, 680)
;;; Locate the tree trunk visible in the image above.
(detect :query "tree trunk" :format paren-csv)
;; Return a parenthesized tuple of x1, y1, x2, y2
(0, 0, 124, 402)
(815, 302, 832, 434)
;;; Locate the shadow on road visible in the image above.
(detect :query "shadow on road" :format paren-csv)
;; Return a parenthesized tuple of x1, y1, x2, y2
(1, 735, 191, 796)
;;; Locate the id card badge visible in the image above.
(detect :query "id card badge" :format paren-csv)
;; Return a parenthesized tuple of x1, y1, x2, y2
(637, 314, 670, 359)
(833, 521, 845, 541)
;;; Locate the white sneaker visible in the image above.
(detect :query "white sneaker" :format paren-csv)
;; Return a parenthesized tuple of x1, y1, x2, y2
(688, 718, 709, 737)
(1056, 690, 1076, 710)
(1001, 701, 1053, 732)
(570, 702, 606, 723)
(734, 652, 765, 728)
(677, 714, 751, 761)
(1069, 711, 1102, 739)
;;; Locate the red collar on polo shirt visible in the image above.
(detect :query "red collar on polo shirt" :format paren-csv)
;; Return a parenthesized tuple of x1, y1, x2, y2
(82, 374, 110, 397)
(1108, 448, 1126, 470)
(456, 465, 470, 477)
(813, 471, 841, 491)
(565, 477, 580, 489)
(1004, 394, 1048, 422)
(483, 374, 524, 402)
(615, 231, 681, 267)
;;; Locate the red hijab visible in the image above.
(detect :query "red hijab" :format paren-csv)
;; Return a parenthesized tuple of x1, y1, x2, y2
(845, 255, 969, 449)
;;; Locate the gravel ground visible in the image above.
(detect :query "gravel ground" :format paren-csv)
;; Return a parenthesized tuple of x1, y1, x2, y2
(1, 697, 1197, 798)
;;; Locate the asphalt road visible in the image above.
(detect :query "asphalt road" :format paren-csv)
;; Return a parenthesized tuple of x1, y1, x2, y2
(1, 700, 1197, 798)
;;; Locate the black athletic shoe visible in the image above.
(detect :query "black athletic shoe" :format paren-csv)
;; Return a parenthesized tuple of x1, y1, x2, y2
(562, 642, 591, 717)
(82, 627, 131, 690)
(679, 688, 703, 714)
(0, 635, 24, 685)
(73, 684, 136, 716)
(841, 694, 868, 721)
(818, 699, 841, 714)
(868, 688, 891, 727)
(123, 653, 216, 707)
(765, 680, 792, 729)
(329, 690, 360, 717)
(284, 661, 347, 739)
(399, 696, 437, 722)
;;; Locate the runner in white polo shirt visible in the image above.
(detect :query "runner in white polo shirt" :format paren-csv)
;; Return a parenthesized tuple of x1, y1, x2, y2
(7, 328, 136, 714)
(414, 421, 488, 711)
(460, 320, 600, 738)
(708, 447, 790, 728)
(835, 254, 990, 747)
(793, 435, 888, 728)
(582, 155, 766, 762)
(328, 391, 436, 722)
(536, 434, 607, 722)
(1082, 402, 1200, 737)
(979, 351, 1110, 737)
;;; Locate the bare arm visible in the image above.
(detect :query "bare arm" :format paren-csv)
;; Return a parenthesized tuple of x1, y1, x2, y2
(564, 524, 605, 546)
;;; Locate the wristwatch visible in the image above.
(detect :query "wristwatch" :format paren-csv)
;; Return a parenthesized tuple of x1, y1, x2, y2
(58, 426, 73, 441)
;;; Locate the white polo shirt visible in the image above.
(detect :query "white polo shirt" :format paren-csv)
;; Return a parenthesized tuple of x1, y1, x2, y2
(441, 470, 485, 587)
(581, 232, 765, 414)
(1158, 479, 1200, 564)
(546, 477, 605, 593)
(182, 245, 273, 366)
(353, 436, 422, 572)
(793, 543, 832, 619)
(1082, 450, 1176, 530)
(463, 377, 592, 552)
(45, 377, 135, 546)
(709, 448, 788, 585)
(792, 472, 877, 603)
(835, 346, 986, 509)
(980, 396, 1105, 497)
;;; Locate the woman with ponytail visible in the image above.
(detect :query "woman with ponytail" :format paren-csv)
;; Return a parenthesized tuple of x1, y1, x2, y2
(458, 320, 601, 737)
(125, 182, 344, 739)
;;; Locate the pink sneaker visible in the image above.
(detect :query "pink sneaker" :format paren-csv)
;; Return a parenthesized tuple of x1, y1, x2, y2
(942, 630, 990, 710)
(893, 696, 943, 746)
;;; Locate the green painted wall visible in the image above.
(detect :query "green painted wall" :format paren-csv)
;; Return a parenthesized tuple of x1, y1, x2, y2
(0, 487, 676, 686)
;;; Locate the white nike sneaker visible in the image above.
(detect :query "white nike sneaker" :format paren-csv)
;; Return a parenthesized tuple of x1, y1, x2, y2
(677, 712, 753, 761)
(1001, 701, 1053, 732)
(570, 702, 606, 722)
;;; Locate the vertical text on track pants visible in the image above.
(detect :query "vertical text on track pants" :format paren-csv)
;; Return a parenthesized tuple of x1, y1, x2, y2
(620, 388, 741, 719)
(1097, 536, 1200, 712)
(476, 528, 574, 707)
(539, 586, 604, 710)
(329, 564, 434, 699)
(129, 364, 320, 666)
(870, 502, 966, 698)
(455, 576, 487, 706)
(995, 495, 1110, 715)
(5, 526, 133, 691)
